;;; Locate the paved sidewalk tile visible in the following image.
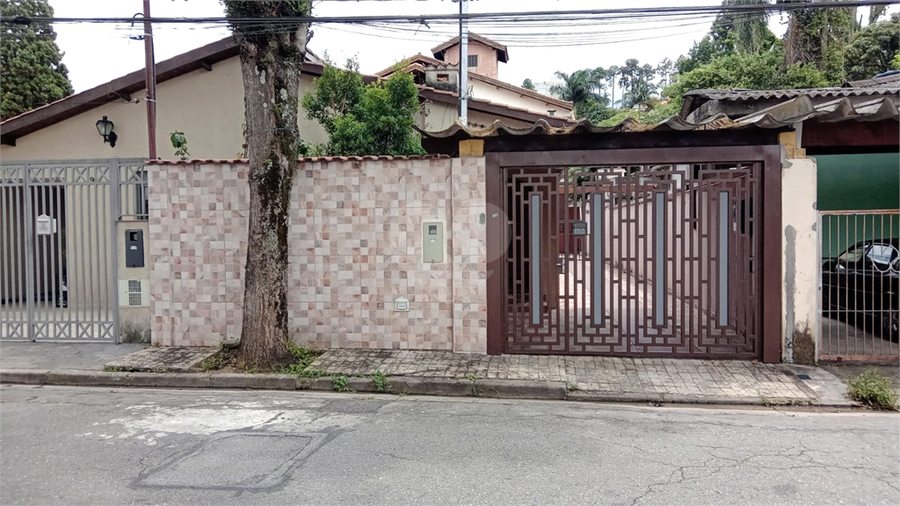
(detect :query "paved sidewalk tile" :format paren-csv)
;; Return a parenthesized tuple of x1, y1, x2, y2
(104, 346, 218, 372)
(310, 350, 818, 403)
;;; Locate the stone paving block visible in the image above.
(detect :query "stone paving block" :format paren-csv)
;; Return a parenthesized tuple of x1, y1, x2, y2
(104, 346, 219, 373)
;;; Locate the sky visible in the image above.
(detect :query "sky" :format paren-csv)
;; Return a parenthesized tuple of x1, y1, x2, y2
(48, 0, 892, 94)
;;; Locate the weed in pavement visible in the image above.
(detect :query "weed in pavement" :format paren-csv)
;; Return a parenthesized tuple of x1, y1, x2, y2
(332, 375, 353, 392)
(848, 368, 899, 410)
(372, 371, 390, 392)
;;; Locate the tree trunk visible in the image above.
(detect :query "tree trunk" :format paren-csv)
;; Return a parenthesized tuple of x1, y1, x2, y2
(234, 23, 309, 369)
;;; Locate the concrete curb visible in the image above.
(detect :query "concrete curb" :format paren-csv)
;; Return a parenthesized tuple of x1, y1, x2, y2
(0, 369, 850, 407)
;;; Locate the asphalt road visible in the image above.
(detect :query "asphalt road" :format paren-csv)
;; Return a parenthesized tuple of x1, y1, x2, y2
(1, 385, 897, 506)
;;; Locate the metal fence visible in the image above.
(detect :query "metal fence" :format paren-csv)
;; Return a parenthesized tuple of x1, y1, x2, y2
(0, 159, 146, 342)
(818, 210, 899, 361)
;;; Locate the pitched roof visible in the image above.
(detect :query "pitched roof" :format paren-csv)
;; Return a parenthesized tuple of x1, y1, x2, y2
(422, 95, 899, 139)
(375, 53, 444, 77)
(432, 33, 509, 63)
(842, 70, 900, 88)
(683, 86, 899, 102)
(417, 86, 573, 127)
(1, 37, 570, 146)
(1, 37, 247, 145)
(468, 72, 573, 112)
(0, 37, 328, 145)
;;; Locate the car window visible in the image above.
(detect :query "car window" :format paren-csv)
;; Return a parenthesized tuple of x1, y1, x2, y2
(837, 244, 866, 264)
(868, 243, 899, 272)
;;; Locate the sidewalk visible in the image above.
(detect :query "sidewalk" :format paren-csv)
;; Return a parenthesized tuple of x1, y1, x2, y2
(0, 342, 858, 408)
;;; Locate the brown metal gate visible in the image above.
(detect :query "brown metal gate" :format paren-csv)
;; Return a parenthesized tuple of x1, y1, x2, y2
(496, 159, 762, 358)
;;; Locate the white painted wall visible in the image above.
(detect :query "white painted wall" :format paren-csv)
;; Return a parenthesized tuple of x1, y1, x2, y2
(469, 79, 573, 119)
(781, 155, 819, 363)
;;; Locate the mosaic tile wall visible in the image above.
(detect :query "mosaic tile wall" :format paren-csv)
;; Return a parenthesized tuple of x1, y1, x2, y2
(148, 157, 487, 352)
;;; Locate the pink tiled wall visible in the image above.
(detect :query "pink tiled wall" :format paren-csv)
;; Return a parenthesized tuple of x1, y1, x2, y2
(148, 157, 487, 352)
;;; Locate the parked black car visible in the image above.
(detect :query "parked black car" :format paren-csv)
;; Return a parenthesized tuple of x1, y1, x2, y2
(822, 238, 899, 341)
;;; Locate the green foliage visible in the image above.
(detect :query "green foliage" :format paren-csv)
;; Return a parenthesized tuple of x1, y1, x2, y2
(575, 100, 614, 124)
(665, 50, 828, 110)
(550, 68, 607, 106)
(593, 100, 681, 127)
(302, 59, 424, 156)
(222, 1, 310, 42)
(280, 342, 324, 375)
(332, 374, 352, 392)
(169, 131, 190, 160)
(783, 3, 857, 81)
(521, 78, 536, 91)
(0, 0, 73, 120)
(843, 14, 900, 81)
(372, 371, 390, 392)
(848, 368, 899, 410)
(623, 78, 657, 109)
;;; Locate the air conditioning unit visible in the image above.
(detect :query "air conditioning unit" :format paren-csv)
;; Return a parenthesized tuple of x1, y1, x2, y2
(118, 279, 149, 307)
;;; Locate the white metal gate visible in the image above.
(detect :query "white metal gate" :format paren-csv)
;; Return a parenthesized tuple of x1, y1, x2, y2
(1, 159, 146, 341)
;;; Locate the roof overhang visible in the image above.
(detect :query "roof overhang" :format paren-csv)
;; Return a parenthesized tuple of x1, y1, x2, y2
(0, 37, 326, 146)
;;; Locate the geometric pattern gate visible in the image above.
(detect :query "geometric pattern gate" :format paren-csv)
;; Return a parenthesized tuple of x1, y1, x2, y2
(1, 159, 146, 341)
(500, 161, 761, 358)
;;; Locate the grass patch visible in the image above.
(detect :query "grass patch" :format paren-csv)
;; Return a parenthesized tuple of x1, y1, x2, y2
(848, 368, 899, 411)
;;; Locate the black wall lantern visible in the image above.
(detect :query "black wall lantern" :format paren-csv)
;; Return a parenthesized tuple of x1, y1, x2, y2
(95, 116, 117, 147)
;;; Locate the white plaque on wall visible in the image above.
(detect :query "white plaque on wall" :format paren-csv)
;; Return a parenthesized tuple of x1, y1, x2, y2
(35, 214, 56, 235)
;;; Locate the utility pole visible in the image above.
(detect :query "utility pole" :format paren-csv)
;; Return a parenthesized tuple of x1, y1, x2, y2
(143, 0, 157, 159)
(458, 0, 468, 126)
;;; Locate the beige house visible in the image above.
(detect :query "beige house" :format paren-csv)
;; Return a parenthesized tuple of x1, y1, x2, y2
(376, 33, 575, 131)
(0, 35, 572, 162)
(0, 34, 571, 345)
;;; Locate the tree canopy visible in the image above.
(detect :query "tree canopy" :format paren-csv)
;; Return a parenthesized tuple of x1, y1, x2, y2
(302, 59, 424, 156)
(0, 0, 73, 120)
(842, 14, 900, 82)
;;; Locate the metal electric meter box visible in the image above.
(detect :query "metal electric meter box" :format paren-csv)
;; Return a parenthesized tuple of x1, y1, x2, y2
(423, 221, 445, 263)
(125, 229, 145, 268)
(571, 220, 588, 237)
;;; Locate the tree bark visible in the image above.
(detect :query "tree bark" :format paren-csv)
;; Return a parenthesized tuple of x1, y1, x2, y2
(233, 21, 309, 369)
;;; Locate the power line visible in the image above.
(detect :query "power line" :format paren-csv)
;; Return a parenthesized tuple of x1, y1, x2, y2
(4, 1, 897, 26)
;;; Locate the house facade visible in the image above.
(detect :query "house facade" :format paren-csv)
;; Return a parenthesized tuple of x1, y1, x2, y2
(0, 35, 572, 163)
(680, 77, 900, 362)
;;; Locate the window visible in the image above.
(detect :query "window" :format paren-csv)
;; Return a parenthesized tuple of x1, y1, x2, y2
(867, 243, 899, 272)
(467, 55, 478, 67)
(837, 244, 866, 264)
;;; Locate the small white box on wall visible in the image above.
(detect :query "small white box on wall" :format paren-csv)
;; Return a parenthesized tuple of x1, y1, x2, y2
(119, 279, 149, 307)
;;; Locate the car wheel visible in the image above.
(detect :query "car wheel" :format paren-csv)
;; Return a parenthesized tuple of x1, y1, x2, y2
(881, 311, 899, 343)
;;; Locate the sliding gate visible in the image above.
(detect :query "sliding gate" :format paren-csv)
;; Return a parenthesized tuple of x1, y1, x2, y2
(488, 148, 780, 359)
(1, 159, 146, 341)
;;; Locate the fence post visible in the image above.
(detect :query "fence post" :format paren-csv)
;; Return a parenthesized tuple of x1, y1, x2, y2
(109, 158, 121, 343)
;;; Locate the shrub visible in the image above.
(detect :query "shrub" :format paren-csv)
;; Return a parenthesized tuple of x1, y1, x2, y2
(848, 368, 899, 410)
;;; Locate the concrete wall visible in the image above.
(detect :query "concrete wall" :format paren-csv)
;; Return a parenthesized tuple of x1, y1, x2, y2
(148, 156, 487, 352)
(781, 156, 818, 365)
(441, 40, 500, 80)
(0, 60, 328, 162)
